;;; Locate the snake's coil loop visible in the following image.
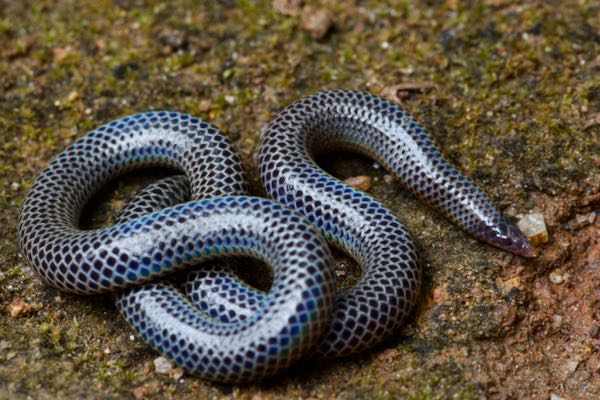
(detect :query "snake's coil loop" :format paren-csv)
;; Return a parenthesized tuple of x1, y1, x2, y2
(18, 91, 533, 382)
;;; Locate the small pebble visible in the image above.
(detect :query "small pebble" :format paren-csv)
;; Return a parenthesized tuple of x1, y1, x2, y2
(224, 95, 236, 105)
(549, 269, 564, 284)
(10, 182, 19, 191)
(66, 91, 78, 102)
(171, 367, 184, 380)
(9, 297, 32, 318)
(198, 99, 212, 112)
(517, 213, 548, 246)
(575, 211, 596, 227)
(154, 356, 174, 374)
(52, 46, 72, 61)
(550, 394, 565, 400)
(383, 174, 394, 184)
(272, 0, 303, 16)
(301, 6, 333, 39)
(344, 175, 372, 191)
(565, 360, 579, 373)
(133, 385, 151, 400)
(552, 314, 562, 329)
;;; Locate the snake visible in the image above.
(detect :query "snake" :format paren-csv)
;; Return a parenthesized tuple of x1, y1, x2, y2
(17, 90, 535, 382)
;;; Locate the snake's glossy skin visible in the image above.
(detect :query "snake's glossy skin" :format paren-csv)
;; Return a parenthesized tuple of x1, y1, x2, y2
(17, 112, 337, 382)
(259, 91, 534, 259)
(18, 91, 534, 382)
(192, 90, 534, 360)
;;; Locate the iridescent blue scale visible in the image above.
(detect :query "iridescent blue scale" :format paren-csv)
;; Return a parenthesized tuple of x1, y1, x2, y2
(18, 90, 533, 383)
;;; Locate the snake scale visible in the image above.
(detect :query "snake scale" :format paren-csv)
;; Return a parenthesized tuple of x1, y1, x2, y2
(18, 90, 535, 382)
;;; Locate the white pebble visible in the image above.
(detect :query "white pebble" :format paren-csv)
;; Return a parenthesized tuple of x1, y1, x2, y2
(565, 360, 579, 373)
(552, 314, 562, 328)
(550, 394, 565, 400)
(154, 356, 173, 374)
(517, 213, 548, 246)
(549, 270, 564, 284)
(224, 95, 236, 104)
(383, 174, 394, 184)
(575, 212, 596, 225)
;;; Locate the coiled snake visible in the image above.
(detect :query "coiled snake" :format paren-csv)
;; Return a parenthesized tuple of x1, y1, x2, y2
(18, 90, 534, 382)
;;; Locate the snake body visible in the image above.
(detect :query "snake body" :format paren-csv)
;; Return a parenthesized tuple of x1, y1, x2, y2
(18, 91, 534, 382)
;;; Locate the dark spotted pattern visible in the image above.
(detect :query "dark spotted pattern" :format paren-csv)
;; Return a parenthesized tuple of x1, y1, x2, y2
(17, 90, 534, 382)
(187, 91, 532, 360)
(256, 90, 534, 355)
(17, 112, 336, 382)
(114, 194, 336, 382)
(259, 91, 535, 258)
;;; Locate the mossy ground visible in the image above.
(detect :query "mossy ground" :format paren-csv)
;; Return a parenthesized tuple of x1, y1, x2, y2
(1, 1, 598, 399)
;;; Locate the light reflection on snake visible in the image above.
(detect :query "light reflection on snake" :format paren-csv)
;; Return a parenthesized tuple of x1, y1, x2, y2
(18, 90, 534, 382)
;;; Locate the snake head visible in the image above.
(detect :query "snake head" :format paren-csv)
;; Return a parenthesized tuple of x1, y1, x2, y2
(476, 219, 537, 258)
